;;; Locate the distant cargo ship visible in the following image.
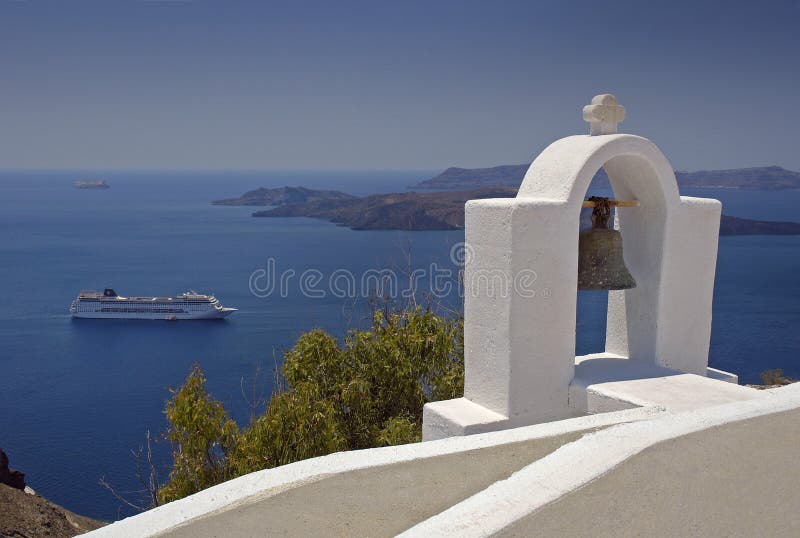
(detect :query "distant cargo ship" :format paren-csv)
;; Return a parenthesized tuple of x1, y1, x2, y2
(74, 180, 109, 189)
(70, 289, 237, 320)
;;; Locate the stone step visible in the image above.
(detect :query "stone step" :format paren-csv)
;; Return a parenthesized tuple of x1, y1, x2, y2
(569, 353, 764, 414)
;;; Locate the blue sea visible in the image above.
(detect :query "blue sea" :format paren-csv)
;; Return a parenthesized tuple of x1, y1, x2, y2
(0, 171, 798, 521)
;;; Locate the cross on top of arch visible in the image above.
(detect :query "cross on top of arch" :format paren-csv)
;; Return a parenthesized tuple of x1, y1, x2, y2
(582, 94, 625, 135)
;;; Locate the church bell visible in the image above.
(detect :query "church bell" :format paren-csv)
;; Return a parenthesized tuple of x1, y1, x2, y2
(578, 196, 637, 290)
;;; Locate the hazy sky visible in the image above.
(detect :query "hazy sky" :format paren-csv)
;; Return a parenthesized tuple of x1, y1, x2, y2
(2, 0, 799, 171)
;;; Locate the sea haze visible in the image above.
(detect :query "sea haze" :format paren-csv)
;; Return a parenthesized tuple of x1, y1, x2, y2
(0, 170, 798, 521)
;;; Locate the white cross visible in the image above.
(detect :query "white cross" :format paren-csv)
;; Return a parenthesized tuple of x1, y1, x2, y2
(582, 93, 625, 135)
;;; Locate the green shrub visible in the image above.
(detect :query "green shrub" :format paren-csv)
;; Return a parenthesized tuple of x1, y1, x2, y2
(157, 306, 464, 502)
(157, 365, 239, 504)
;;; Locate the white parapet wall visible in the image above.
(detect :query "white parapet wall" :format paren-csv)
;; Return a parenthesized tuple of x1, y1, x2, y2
(86, 384, 800, 537)
(407, 383, 800, 538)
(84, 407, 662, 538)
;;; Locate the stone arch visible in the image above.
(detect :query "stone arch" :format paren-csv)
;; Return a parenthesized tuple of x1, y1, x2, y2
(423, 99, 722, 439)
(518, 134, 683, 362)
(518, 133, 680, 211)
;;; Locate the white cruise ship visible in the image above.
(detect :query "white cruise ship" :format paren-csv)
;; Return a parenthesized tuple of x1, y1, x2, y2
(70, 289, 237, 320)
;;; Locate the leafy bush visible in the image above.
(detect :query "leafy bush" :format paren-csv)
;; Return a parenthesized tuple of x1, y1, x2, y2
(157, 306, 464, 503)
(157, 365, 239, 504)
(759, 368, 795, 386)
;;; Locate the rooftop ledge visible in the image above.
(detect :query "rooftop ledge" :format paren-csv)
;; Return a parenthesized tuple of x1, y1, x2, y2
(86, 381, 800, 538)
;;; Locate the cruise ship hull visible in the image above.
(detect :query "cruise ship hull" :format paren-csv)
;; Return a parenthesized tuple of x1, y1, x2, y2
(70, 289, 237, 320)
(71, 308, 236, 320)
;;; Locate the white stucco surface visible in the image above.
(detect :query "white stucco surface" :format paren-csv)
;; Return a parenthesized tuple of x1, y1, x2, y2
(500, 406, 800, 537)
(569, 353, 761, 414)
(405, 383, 800, 537)
(582, 93, 625, 135)
(424, 95, 724, 439)
(85, 407, 660, 538)
(86, 383, 799, 538)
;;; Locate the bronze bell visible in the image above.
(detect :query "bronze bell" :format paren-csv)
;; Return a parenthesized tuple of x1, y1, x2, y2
(578, 197, 636, 290)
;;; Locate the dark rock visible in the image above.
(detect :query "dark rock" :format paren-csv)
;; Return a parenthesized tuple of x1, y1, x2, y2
(0, 448, 26, 490)
(718, 215, 800, 235)
(244, 186, 800, 235)
(252, 187, 518, 230)
(0, 483, 106, 537)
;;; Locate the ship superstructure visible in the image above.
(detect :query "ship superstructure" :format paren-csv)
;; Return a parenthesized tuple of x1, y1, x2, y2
(70, 289, 236, 320)
(74, 179, 109, 189)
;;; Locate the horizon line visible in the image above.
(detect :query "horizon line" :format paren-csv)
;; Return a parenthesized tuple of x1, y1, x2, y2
(0, 163, 796, 175)
(0, 166, 443, 174)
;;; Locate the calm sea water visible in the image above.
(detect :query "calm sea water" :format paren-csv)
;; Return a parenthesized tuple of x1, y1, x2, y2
(0, 171, 798, 520)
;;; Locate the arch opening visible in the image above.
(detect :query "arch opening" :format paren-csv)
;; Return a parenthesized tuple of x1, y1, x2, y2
(571, 151, 672, 362)
(575, 168, 617, 356)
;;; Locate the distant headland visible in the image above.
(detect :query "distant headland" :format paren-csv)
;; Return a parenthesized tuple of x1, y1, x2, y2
(212, 185, 354, 206)
(213, 185, 800, 235)
(74, 179, 109, 189)
(411, 165, 800, 191)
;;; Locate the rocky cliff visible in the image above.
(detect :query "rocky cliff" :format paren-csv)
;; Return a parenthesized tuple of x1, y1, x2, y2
(0, 449, 105, 537)
(253, 187, 516, 230)
(220, 186, 800, 234)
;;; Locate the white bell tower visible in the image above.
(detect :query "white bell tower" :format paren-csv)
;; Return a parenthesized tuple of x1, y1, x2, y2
(423, 94, 732, 440)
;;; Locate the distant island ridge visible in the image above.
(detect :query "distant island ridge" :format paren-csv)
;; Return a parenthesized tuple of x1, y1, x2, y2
(215, 186, 516, 230)
(213, 185, 355, 206)
(213, 182, 800, 235)
(410, 165, 800, 191)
